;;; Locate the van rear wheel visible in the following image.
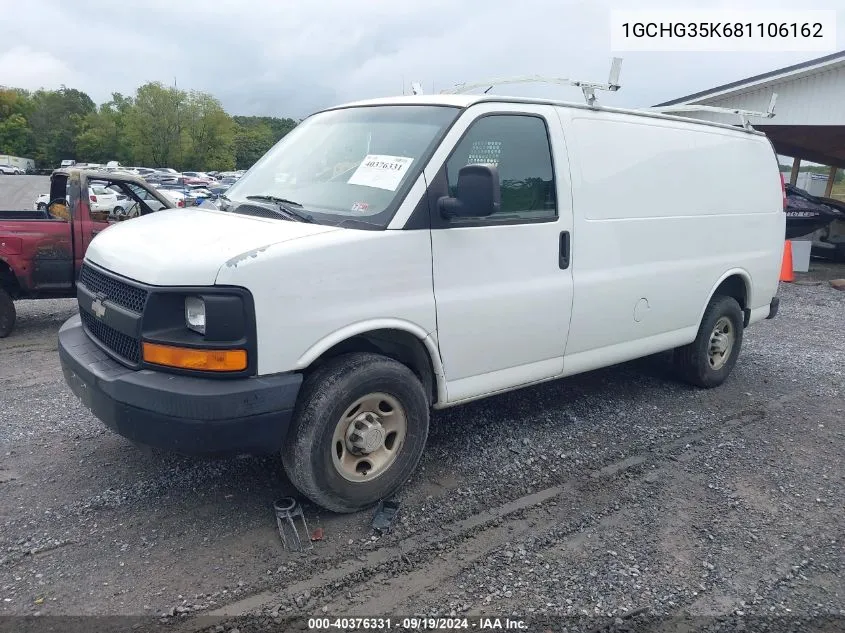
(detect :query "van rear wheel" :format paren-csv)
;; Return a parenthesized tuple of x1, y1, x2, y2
(0, 288, 16, 338)
(674, 295, 743, 388)
(281, 352, 429, 513)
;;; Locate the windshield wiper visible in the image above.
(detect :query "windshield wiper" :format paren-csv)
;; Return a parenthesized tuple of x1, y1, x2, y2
(246, 195, 315, 223)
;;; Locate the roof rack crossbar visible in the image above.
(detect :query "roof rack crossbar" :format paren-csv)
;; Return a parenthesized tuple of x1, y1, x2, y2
(439, 57, 623, 107)
(646, 93, 778, 129)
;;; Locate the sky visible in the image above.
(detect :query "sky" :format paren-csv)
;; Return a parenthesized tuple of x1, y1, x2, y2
(0, 0, 843, 119)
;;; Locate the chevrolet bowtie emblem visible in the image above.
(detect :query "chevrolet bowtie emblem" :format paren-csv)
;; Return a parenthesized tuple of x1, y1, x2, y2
(91, 298, 106, 319)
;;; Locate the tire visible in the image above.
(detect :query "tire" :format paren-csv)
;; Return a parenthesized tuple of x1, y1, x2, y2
(37, 203, 46, 211)
(674, 295, 743, 388)
(282, 352, 430, 513)
(113, 206, 124, 216)
(0, 288, 16, 338)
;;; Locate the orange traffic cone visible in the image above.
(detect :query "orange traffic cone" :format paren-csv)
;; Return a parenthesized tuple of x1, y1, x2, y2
(780, 240, 794, 282)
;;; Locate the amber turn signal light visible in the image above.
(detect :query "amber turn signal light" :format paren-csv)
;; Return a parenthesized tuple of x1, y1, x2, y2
(142, 342, 247, 372)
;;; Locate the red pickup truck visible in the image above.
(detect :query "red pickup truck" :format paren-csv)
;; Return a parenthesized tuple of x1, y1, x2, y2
(0, 169, 175, 337)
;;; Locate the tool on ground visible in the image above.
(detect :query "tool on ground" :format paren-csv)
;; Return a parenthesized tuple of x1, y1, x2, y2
(371, 499, 400, 535)
(274, 497, 313, 552)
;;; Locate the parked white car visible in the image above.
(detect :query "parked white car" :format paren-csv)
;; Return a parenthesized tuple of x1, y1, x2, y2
(88, 185, 123, 214)
(59, 93, 785, 513)
(34, 192, 57, 210)
(0, 164, 24, 175)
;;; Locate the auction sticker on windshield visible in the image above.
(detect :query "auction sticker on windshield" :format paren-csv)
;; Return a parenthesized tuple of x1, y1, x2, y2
(347, 155, 414, 191)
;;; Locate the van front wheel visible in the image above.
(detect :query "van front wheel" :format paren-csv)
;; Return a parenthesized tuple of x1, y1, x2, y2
(674, 295, 744, 388)
(282, 353, 430, 513)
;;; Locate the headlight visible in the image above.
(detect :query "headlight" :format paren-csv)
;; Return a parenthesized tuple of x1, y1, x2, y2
(185, 296, 206, 334)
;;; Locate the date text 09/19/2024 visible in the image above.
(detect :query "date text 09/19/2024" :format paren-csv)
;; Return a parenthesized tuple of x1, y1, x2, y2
(307, 617, 528, 630)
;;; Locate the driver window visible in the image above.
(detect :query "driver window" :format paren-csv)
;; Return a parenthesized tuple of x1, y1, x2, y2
(445, 115, 557, 222)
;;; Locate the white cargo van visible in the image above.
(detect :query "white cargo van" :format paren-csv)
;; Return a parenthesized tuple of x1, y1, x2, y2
(58, 94, 785, 512)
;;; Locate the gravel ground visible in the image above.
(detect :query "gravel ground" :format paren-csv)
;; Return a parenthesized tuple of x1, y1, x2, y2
(0, 259, 843, 632)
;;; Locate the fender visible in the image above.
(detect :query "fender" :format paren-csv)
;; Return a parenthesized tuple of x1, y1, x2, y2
(295, 318, 448, 404)
(697, 268, 752, 326)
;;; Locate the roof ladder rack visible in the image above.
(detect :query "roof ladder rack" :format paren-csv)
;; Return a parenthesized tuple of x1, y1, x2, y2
(647, 93, 778, 129)
(439, 57, 623, 107)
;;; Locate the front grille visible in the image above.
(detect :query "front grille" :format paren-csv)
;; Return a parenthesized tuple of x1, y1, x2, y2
(80, 310, 140, 364)
(79, 263, 148, 314)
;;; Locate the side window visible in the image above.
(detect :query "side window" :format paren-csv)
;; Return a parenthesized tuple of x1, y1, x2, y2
(445, 115, 556, 222)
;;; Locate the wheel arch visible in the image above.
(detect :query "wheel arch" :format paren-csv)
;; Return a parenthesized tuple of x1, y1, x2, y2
(699, 269, 752, 328)
(296, 320, 445, 406)
(0, 257, 22, 299)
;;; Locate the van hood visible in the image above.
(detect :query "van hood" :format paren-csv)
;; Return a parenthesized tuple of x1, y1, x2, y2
(85, 208, 340, 286)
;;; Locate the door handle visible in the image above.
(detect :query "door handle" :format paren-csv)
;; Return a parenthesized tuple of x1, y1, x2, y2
(559, 231, 570, 270)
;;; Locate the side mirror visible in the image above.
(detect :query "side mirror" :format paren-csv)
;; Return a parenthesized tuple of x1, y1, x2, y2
(438, 164, 500, 219)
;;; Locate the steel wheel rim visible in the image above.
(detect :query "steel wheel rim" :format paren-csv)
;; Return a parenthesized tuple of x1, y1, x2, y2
(331, 392, 407, 483)
(708, 316, 734, 370)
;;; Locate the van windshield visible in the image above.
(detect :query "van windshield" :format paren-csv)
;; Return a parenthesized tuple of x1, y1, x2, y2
(223, 105, 459, 229)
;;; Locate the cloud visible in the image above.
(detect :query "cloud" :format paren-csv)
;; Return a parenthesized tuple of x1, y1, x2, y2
(0, 0, 842, 116)
(0, 47, 81, 90)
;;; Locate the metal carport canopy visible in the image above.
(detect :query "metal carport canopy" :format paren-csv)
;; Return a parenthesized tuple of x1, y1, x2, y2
(654, 50, 845, 169)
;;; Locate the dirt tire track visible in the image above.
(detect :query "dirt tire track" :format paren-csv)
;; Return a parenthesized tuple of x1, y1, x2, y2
(187, 398, 789, 629)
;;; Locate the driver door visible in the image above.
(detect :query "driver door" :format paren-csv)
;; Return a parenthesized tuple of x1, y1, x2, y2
(33, 175, 74, 291)
(426, 103, 575, 403)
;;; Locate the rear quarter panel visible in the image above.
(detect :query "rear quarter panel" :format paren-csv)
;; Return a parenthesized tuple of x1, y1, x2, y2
(559, 107, 783, 359)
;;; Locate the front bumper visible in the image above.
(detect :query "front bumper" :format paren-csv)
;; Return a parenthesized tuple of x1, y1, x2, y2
(58, 314, 302, 456)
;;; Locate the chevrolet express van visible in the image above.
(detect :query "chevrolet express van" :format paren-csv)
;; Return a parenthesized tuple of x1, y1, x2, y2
(58, 94, 785, 512)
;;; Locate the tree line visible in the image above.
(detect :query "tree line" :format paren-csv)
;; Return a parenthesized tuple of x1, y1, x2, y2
(0, 82, 298, 171)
